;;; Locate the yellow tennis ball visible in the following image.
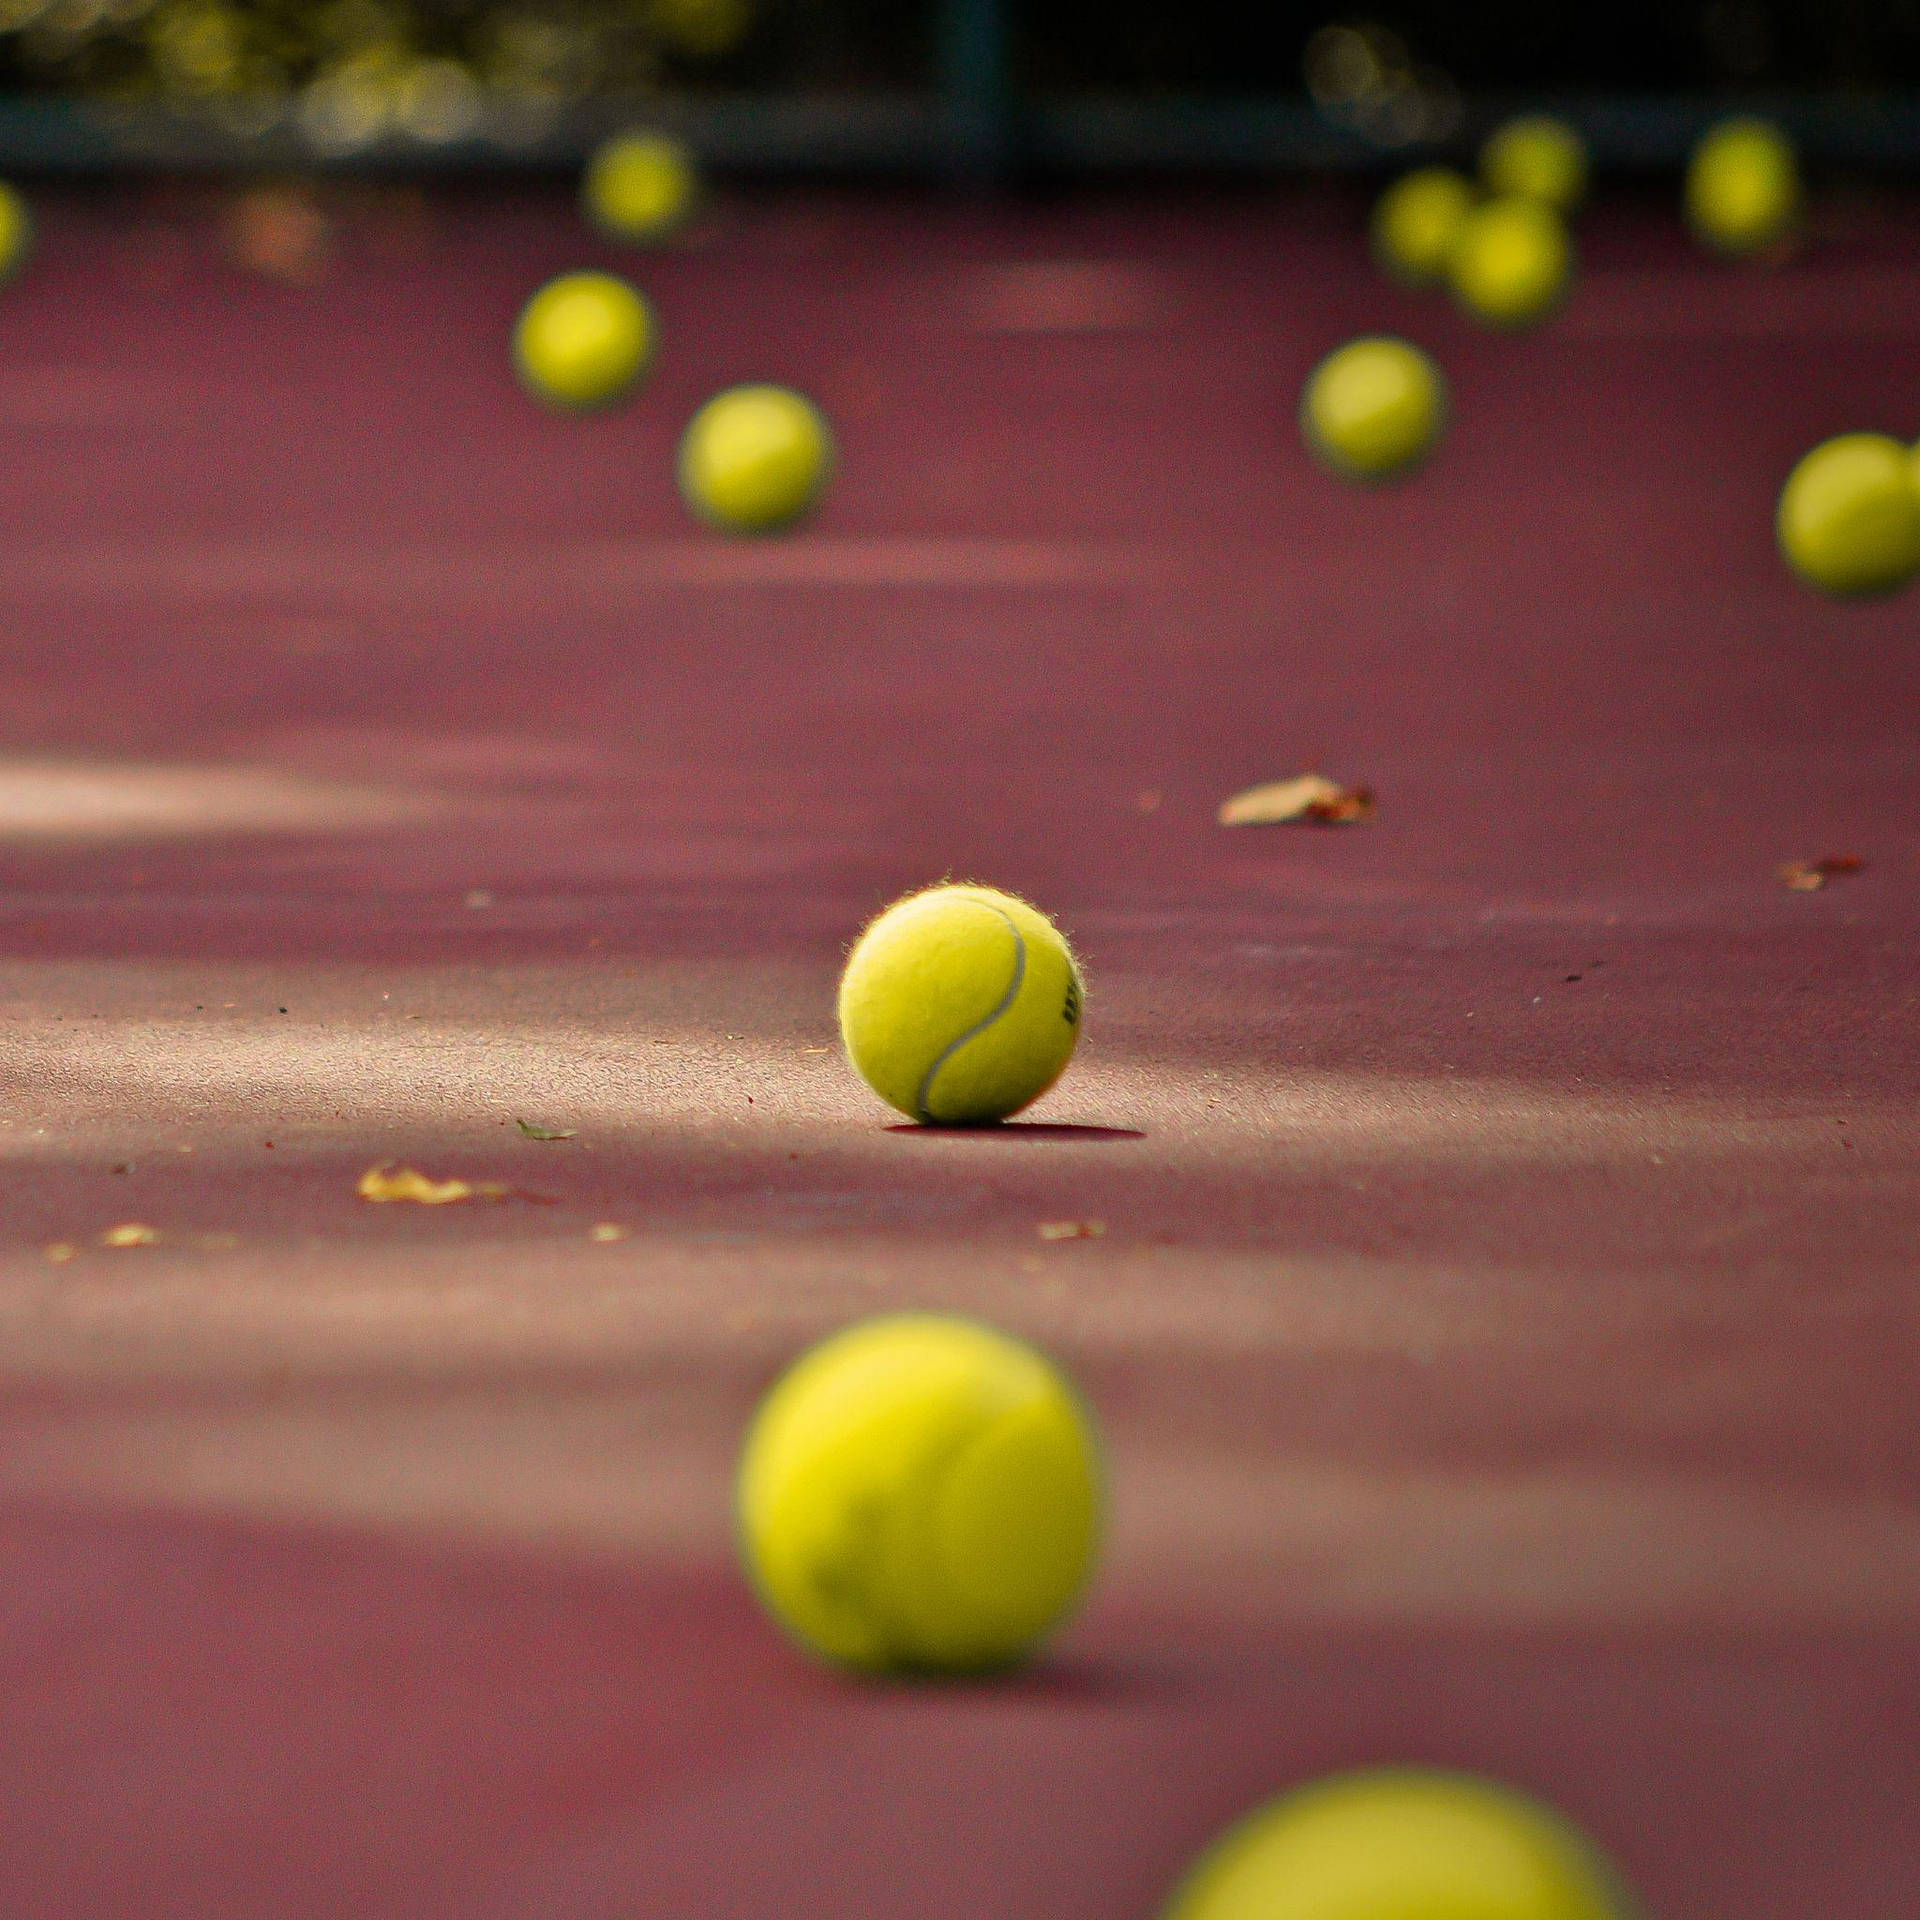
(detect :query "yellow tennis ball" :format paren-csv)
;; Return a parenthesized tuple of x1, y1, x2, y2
(1161, 1769, 1633, 1920)
(1686, 116, 1800, 257)
(1448, 197, 1572, 329)
(1370, 166, 1475, 286)
(1480, 114, 1588, 212)
(1777, 433, 1920, 597)
(513, 270, 654, 410)
(678, 383, 834, 532)
(0, 182, 33, 284)
(1300, 336, 1446, 481)
(838, 883, 1084, 1126)
(737, 1314, 1104, 1674)
(582, 130, 700, 245)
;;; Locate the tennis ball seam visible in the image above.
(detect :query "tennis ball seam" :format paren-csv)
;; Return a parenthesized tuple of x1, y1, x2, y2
(915, 904, 1026, 1123)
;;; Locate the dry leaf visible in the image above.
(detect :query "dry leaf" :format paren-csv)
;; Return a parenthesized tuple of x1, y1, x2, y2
(100, 1222, 159, 1247)
(1777, 855, 1864, 892)
(515, 1119, 576, 1141)
(44, 1242, 77, 1264)
(357, 1163, 510, 1205)
(1037, 1219, 1106, 1241)
(588, 1222, 631, 1243)
(1219, 773, 1375, 827)
(226, 185, 332, 285)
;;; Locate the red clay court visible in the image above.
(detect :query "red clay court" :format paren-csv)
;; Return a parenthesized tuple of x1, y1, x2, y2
(0, 180, 1916, 1916)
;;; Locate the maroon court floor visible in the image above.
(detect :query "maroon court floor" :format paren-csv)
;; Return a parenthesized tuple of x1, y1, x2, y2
(0, 180, 1916, 1917)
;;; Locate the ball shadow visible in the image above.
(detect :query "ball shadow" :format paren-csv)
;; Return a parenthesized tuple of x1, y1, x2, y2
(883, 1122, 1145, 1142)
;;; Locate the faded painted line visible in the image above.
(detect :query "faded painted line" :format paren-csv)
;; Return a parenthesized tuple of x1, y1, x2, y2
(0, 537, 1170, 604)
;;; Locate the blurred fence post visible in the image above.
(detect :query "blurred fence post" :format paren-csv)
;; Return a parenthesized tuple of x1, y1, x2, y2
(939, 0, 1015, 184)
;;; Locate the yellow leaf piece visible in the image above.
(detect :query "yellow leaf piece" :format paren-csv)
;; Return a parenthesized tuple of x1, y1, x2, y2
(514, 1119, 577, 1141)
(44, 1242, 77, 1264)
(588, 1222, 631, 1242)
(100, 1222, 159, 1247)
(1036, 1219, 1106, 1241)
(1218, 773, 1376, 827)
(356, 1163, 508, 1205)
(1777, 855, 1863, 892)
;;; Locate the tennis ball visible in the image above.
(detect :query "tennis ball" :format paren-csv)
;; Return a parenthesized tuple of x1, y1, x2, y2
(1480, 114, 1588, 213)
(1161, 1769, 1633, 1920)
(0, 182, 32, 284)
(678, 383, 833, 532)
(583, 130, 700, 245)
(1371, 167, 1475, 286)
(1777, 433, 1920, 597)
(737, 1314, 1104, 1673)
(513, 271, 654, 410)
(1447, 197, 1572, 329)
(1686, 117, 1800, 257)
(1300, 336, 1446, 481)
(838, 883, 1083, 1126)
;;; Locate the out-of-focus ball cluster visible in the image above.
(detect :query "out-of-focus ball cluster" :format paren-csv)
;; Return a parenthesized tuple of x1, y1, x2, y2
(0, 1, 756, 154)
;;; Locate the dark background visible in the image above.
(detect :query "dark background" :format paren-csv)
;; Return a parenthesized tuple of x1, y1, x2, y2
(3, 1, 1920, 99)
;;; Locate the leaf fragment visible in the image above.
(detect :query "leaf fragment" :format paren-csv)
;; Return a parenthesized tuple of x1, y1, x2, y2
(1219, 773, 1376, 827)
(1037, 1219, 1106, 1241)
(1777, 854, 1864, 892)
(588, 1222, 631, 1243)
(100, 1222, 159, 1247)
(514, 1119, 577, 1141)
(357, 1163, 509, 1205)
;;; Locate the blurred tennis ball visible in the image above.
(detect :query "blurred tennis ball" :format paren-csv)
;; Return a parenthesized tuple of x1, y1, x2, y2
(679, 384, 833, 532)
(737, 1314, 1104, 1674)
(1160, 1769, 1633, 1920)
(652, 0, 754, 60)
(1686, 116, 1801, 257)
(513, 270, 654, 410)
(1371, 167, 1475, 286)
(0, 181, 32, 283)
(1300, 336, 1447, 481)
(583, 130, 701, 245)
(1480, 114, 1588, 212)
(1777, 433, 1920, 597)
(1448, 197, 1572, 329)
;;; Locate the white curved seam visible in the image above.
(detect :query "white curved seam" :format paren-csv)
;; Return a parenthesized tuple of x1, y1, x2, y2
(914, 908, 1026, 1123)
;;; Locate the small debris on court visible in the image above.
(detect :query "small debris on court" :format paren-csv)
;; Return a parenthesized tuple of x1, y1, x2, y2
(1218, 773, 1376, 827)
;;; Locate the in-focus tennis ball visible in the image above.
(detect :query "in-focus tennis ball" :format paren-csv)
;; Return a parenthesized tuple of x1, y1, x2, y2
(0, 182, 33, 283)
(1300, 336, 1446, 481)
(1370, 167, 1475, 285)
(1447, 197, 1572, 329)
(1161, 1769, 1633, 1920)
(1480, 114, 1588, 212)
(678, 383, 833, 532)
(583, 130, 700, 245)
(513, 270, 654, 410)
(838, 884, 1083, 1126)
(737, 1314, 1104, 1673)
(1777, 433, 1920, 597)
(1686, 116, 1800, 257)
